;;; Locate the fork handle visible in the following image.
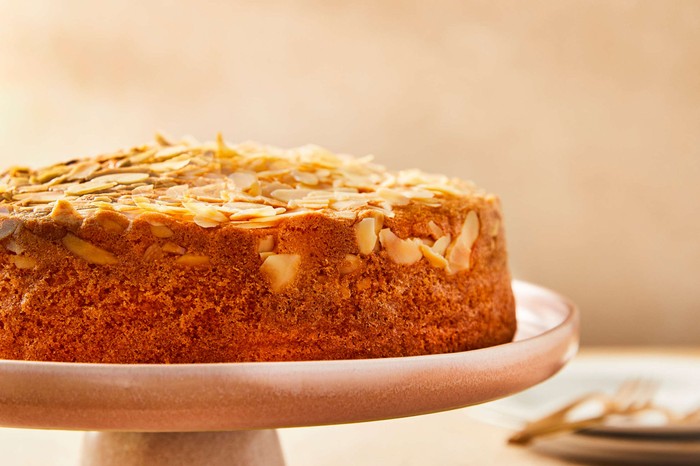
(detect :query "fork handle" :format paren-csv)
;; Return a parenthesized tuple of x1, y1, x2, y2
(508, 415, 608, 445)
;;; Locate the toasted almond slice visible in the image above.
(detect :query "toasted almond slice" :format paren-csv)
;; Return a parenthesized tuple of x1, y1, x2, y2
(9, 255, 37, 270)
(432, 235, 451, 256)
(34, 165, 71, 183)
(183, 201, 229, 223)
(419, 243, 449, 269)
(65, 181, 117, 196)
(258, 235, 275, 253)
(62, 233, 118, 265)
(66, 162, 101, 181)
(193, 215, 221, 228)
(230, 172, 258, 192)
(376, 188, 410, 206)
(260, 253, 301, 292)
(427, 220, 443, 239)
(143, 243, 163, 261)
(354, 218, 377, 255)
(292, 170, 319, 186)
(92, 173, 149, 184)
(378, 229, 422, 265)
(153, 145, 187, 160)
(149, 158, 190, 173)
(5, 239, 23, 254)
(150, 224, 174, 238)
(175, 254, 210, 267)
(339, 254, 361, 275)
(50, 200, 83, 229)
(446, 211, 480, 273)
(0, 219, 19, 240)
(270, 188, 313, 202)
(162, 242, 186, 255)
(13, 192, 66, 203)
(229, 206, 279, 221)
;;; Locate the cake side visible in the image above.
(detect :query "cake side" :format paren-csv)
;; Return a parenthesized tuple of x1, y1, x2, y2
(0, 136, 515, 363)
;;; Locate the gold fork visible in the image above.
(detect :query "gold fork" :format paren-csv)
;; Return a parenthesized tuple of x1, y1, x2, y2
(508, 378, 659, 445)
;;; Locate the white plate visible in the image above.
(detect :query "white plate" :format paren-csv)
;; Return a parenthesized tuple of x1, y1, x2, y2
(470, 353, 700, 464)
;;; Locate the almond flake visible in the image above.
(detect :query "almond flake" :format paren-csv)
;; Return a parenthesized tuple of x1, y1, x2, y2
(65, 181, 118, 196)
(66, 162, 101, 181)
(143, 243, 163, 261)
(258, 235, 275, 253)
(354, 218, 378, 255)
(50, 200, 83, 229)
(0, 219, 19, 240)
(62, 233, 118, 265)
(150, 224, 174, 238)
(446, 211, 479, 273)
(92, 173, 149, 184)
(9, 255, 37, 270)
(419, 243, 449, 269)
(339, 254, 361, 275)
(260, 253, 301, 292)
(162, 242, 186, 255)
(175, 254, 210, 267)
(378, 229, 422, 265)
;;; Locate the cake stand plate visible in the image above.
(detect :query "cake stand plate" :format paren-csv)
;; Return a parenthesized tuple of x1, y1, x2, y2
(0, 280, 578, 466)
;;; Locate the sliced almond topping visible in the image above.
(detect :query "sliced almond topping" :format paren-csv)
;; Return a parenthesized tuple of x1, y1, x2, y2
(230, 172, 258, 192)
(162, 242, 186, 255)
(149, 158, 190, 173)
(378, 229, 422, 265)
(292, 170, 319, 186)
(258, 235, 275, 253)
(446, 210, 480, 274)
(175, 254, 210, 267)
(92, 173, 149, 184)
(339, 254, 361, 275)
(34, 165, 70, 183)
(432, 235, 451, 256)
(260, 253, 301, 292)
(13, 192, 66, 203)
(65, 180, 118, 196)
(354, 217, 378, 255)
(66, 162, 102, 181)
(376, 188, 410, 206)
(9, 255, 37, 270)
(270, 189, 312, 202)
(150, 224, 174, 238)
(0, 219, 19, 240)
(419, 243, 449, 269)
(62, 233, 118, 265)
(427, 220, 443, 239)
(50, 200, 83, 229)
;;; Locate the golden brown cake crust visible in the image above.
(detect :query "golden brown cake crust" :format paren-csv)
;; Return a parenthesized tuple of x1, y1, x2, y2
(0, 137, 515, 363)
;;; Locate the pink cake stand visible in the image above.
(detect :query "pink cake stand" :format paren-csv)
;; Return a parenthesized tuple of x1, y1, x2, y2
(0, 281, 578, 466)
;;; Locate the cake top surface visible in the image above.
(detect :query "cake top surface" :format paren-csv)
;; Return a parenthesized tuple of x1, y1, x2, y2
(0, 134, 485, 227)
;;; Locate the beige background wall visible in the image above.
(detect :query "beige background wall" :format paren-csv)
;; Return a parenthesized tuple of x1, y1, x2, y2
(0, 0, 698, 345)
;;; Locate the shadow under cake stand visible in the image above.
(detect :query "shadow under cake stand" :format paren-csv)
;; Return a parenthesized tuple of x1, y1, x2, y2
(0, 280, 578, 466)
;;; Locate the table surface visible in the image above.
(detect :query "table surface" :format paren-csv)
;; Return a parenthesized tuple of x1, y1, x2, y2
(1, 347, 697, 466)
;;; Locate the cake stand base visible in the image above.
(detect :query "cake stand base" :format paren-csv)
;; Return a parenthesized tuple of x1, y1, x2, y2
(81, 430, 285, 466)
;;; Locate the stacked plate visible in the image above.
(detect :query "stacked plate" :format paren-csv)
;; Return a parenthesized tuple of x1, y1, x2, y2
(470, 353, 700, 464)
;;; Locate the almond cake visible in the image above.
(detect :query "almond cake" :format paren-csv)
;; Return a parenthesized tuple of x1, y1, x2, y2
(0, 135, 515, 363)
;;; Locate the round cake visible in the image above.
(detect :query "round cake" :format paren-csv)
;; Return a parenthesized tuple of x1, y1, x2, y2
(0, 135, 515, 363)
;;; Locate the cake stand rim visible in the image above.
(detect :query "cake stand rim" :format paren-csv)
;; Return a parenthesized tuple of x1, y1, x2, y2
(0, 279, 579, 431)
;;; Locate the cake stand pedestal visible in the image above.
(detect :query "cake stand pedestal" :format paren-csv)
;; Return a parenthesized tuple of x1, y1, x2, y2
(0, 281, 578, 466)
